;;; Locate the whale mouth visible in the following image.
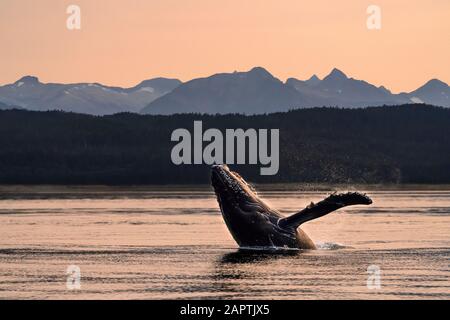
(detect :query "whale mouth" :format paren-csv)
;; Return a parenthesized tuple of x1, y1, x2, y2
(211, 165, 239, 193)
(211, 164, 262, 200)
(211, 165, 228, 192)
(211, 164, 258, 207)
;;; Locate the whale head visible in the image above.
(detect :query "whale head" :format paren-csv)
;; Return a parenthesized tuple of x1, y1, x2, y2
(211, 164, 273, 215)
(211, 165, 261, 208)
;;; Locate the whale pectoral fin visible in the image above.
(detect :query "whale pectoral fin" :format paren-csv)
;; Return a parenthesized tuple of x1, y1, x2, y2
(278, 192, 372, 229)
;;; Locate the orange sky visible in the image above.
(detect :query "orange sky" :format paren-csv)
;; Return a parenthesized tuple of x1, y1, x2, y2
(0, 0, 449, 92)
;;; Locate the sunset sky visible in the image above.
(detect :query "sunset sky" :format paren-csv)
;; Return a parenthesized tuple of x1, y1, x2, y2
(0, 0, 449, 92)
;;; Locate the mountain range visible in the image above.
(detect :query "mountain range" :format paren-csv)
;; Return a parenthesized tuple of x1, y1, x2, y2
(0, 76, 181, 115)
(142, 67, 449, 114)
(0, 67, 448, 115)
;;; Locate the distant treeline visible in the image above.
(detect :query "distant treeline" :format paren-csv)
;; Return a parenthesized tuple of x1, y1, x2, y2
(0, 104, 449, 185)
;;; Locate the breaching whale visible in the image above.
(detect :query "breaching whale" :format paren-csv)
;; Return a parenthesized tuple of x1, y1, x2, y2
(211, 165, 372, 249)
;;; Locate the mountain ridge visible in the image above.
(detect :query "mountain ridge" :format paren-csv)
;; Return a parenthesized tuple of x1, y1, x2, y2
(0, 76, 182, 115)
(142, 67, 449, 114)
(140, 66, 315, 115)
(1, 67, 448, 115)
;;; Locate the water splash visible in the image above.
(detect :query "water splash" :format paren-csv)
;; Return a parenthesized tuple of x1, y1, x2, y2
(315, 241, 349, 250)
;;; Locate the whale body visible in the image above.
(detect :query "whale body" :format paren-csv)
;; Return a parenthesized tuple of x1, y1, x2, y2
(211, 165, 372, 249)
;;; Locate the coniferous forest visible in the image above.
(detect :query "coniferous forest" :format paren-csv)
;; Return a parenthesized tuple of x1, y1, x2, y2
(0, 104, 449, 185)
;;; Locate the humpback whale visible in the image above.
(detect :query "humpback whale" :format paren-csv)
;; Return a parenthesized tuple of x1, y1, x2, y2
(211, 165, 372, 249)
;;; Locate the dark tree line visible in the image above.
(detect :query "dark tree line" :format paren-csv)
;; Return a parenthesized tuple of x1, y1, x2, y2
(0, 104, 449, 185)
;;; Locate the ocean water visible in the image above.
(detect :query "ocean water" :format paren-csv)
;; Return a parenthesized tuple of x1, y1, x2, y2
(0, 186, 449, 300)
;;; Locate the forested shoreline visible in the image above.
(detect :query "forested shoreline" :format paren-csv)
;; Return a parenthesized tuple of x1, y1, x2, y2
(0, 104, 449, 185)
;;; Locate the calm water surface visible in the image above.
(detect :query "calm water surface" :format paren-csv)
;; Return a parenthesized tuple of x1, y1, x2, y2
(0, 185, 449, 299)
